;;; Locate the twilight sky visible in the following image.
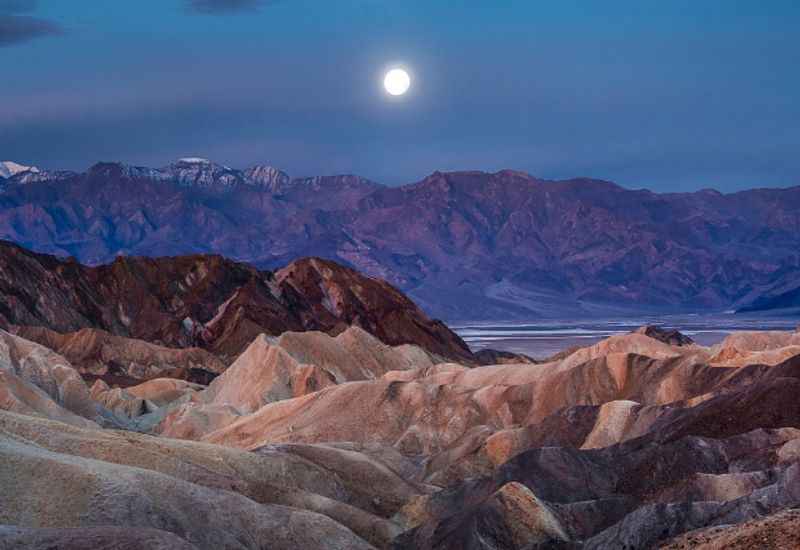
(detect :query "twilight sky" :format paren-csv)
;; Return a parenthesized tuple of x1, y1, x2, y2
(1, 0, 798, 191)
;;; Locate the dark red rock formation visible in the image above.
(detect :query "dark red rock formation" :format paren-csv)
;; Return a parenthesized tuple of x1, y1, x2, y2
(274, 258, 471, 362)
(0, 240, 472, 363)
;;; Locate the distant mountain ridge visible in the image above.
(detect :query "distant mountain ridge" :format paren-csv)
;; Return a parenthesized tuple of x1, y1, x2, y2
(1, 158, 799, 319)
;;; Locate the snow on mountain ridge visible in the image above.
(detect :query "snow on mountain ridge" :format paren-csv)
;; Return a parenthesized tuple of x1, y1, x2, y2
(243, 165, 292, 192)
(178, 157, 212, 164)
(0, 161, 40, 178)
(0, 158, 376, 193)
(163, 158, 243, 187)
(123, 165, 171, 181)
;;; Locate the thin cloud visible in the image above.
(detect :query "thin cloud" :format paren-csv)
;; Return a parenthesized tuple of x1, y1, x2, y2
(0, 15, 61, 46)
(0, 0, 38, 15)
(0, 0, 62, 47)
(186, 0, 275, 15)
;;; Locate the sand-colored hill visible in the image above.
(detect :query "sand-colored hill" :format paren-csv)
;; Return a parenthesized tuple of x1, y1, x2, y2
(1, 321, 800, 549)
(203, 334, 337, 414)
(0, 431, 376, 550)
(90, 377, 204, 419)
(0, 408, 427, 548)
(716, 329, 800, 352)
(0, 369, 98, 429)
(13, 326, 226, 385)
(709, 329, 800, 367)
(156, 328, 435, 439)
(198, 335, 744, 456)
(0, 526, 197, 550)
(0, 329, 102, 423)
(275, 326, 435, 383)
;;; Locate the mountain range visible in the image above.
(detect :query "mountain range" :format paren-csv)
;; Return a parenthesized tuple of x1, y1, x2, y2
(2, 158, 799, 319)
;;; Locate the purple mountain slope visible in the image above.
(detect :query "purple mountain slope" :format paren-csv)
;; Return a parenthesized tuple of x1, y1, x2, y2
(1, 159, 798, 319)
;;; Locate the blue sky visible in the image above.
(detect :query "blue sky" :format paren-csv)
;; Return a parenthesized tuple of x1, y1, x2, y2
(1, 0, 799, 191)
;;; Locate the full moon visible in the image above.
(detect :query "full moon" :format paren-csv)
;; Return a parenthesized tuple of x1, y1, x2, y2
(384, 68, 411, 96)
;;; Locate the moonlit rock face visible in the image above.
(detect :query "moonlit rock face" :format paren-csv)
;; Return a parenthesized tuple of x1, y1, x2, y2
(384, 69, 411, 96)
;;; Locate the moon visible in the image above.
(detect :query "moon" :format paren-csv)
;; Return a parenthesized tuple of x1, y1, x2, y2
(384, 68, 411, 96)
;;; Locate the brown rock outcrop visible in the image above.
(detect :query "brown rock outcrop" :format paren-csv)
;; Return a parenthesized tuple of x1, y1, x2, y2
(661, 508, 800, 549)
(474, 348, 539, 365)
(635, 325, 695, 346)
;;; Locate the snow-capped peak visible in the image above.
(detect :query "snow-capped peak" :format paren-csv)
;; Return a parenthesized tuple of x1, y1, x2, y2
(244, 165, 292, 191)
(0, 161, 40, 179)
(177, 157, 212, 165)
(164, 158, 242, 187)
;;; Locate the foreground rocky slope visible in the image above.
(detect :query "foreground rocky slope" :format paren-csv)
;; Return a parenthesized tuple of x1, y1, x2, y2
(0, 240, 471, 363)
(1, 305, 800, 548)
(0, 242, 798, 549)
(2, 160, 800, 318)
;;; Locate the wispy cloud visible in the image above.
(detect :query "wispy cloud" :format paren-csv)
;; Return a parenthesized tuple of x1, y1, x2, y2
(186, 0, 275, 15)
(0, 0, 38, 14)
(0, 0, 61, 47)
